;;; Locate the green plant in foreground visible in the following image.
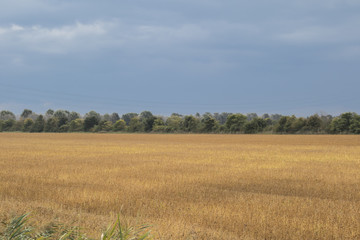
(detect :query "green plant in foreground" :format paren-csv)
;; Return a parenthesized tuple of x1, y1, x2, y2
(0, 214, 151, 240)
(101, 216, 151, 240)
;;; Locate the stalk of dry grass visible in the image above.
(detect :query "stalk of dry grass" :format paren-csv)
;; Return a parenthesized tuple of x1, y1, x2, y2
(1, 133, 360, 239)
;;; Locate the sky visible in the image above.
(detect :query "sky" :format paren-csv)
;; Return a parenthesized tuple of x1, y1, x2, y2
(0, 0, 359, 117)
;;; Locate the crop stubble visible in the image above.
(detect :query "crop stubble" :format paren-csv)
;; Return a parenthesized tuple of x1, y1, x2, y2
(0, 133, 360, 239)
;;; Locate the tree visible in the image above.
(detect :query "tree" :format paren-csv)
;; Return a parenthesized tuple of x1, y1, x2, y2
(246, 113, 258, 121)
(275, 115, 297, 133)
(225, 114, 247, 133)
(69, 119, 84, 132)
(152, 118, 167, 132)
(330, 112, 355, 133)
(122, 113, 138, 125)
(69, 112, 81, 121)
(139, 111, 155, 132)
(23, 119, 34, 132)
(44, 118, 58, 132)
(214, 112, 231, 125)
(113, 119, 126, 131)
(85, 111, 101, 122)
(128, 117, 145, 132)
(201, 115, 218, 133)
(165, 115, 182, 132)
(349, 114, 360, 134)
(96, 120, 113, 132)
(84, 116, 99, 132)
(45, 109, 54, 119)
(305, 114, 322, 133)
(291, 117, 306, 133)
(110, 113, 120, 123)
(21, 109, 33, 119)
(54, 110, 70, 128)
(182, 115, 199, 132)
(244, 117, 267, 134)
(2, 119, 16, 131)
(0, 110, 16, 121)
(31, 115, 45, 132)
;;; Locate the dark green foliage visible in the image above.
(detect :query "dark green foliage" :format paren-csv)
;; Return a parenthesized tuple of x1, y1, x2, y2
(84, 116, 99, 132)
(97, 121, 113, 132)
(0, 111, 16, 121)
(69, 119, 84, 132)
(201, 115, 218, 133)
(1, 108, 360, 134)
(122, 113, 138, 125)
(23, 119, 34, 132)
(110, 113, 120, 123)
(31, 115, 45, 132)
(21, 109, 33, 119)
(182, 115, 199, 132)
(213, 112, 231, 125)
(139, 111, 155, 132)
(225, 114, 247, 133)
(330, 112, 356, 133)
(2, 119, 16, 131)
(44, 118, 58, 132)
(113, 119, 126, 131)
(306, 114, 322, 133)
(350, 114, 360, 134)
(165, 115, 182, 132)
(244, 118, 267, 134)
(128, 117, 145, 132)
(69, 112, 81, 122)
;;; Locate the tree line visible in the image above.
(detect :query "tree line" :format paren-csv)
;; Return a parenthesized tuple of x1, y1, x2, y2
(0, 109, 359, 134)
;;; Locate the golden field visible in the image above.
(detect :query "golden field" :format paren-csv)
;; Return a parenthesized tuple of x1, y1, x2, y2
(1, 133, 360, 239)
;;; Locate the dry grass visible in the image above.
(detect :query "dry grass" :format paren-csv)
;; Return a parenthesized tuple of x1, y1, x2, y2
(1, 133, 360, 239)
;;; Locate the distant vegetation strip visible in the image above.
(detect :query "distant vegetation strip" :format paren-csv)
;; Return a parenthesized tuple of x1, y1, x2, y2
(0, 109, 359, 134)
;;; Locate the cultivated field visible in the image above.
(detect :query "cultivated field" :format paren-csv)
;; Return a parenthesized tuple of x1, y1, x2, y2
(1, 133, 360, 239)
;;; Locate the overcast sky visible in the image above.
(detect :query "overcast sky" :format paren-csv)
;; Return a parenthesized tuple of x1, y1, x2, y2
(1, 0, 359, 116)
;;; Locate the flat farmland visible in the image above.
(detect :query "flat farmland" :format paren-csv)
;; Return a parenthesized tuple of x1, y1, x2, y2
(1, 133, 360, 239)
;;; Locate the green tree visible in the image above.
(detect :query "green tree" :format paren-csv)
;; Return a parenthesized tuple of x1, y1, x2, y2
(110, 113, 120, 123)
(84, 116, 99, 132)
(54, 110, 70, 128)
(44, 117, 58, 132)
(122, 113, 138, 125)
(201, 115, 218, 133)
(2, 119, 16, 131)
(140, 111, 155, 132)
(275, 116, 297, 133)
(69, 111, 80, 121)
(291, 117, 306, 133)
(244, 117, 267, 134)
(152, 118, 167, 132)
(97, 120, 113, 132)
(22, 119, 34, 132)
(182, 115, 199, 132)
(68, 119, 84, 132)
(305, 114, 322, 133)
(165, 115, 182, 132)
(330, 112, 355, 133)
(113, 119, 126, 131)
(31, 115, 45, 132)
(45, 109, 54, 119)
(349, 114, 360, 134)
(0, 110, 16, 121)
(225, 114, 247, 133)
(128, 117, 145, 132)
(21, 109, 33, 119)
